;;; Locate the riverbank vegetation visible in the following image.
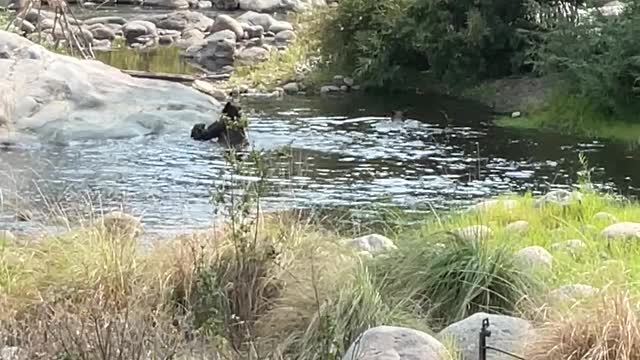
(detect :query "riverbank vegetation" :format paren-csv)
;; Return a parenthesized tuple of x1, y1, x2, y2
(3, 150, 640, 358)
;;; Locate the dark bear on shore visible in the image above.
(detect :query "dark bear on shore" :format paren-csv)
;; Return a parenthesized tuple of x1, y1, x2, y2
(190, 102, 248, 147)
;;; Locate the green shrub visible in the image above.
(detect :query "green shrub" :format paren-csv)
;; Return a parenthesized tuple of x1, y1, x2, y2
(534, 0, 640, 121)
(371, 235, 540, 330)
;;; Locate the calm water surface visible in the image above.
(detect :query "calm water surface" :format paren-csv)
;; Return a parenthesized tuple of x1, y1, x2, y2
(1, 93, 639, 234)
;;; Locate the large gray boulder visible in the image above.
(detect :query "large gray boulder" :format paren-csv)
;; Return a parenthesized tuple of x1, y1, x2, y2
(237, 11, 277, 31)
(136, 11, 213, 32)
(438, 312, 532, 360)
(192, 30, 236, 71)
(209, 14, 244, 39)
(601, 222, 640, 239)
(122, 20, 157, 42)
(0, 30, 219, 144)
(343, 326, 450, 360)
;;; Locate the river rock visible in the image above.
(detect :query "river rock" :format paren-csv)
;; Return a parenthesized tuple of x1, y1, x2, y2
(88, 23, 116, 41)
(438, 312, 532, 360)
(242, 23, 264, 39)
(505, 220, 529, 235)
(0, 230, 15, 243)
(282, 82, 299, 94)
(93, 39, 112, 50)
(193, 30, 236, 71)
(213, 0, 239, 9)
(122, 20, 157, 42)
(10, 19, 36, 34)
(198, 0, 213, 7)
(535, 189, 583, 208)
(236, 46, 270, 64)
(0, 30, 219, 143)
(269, 20, 293, 33)
(83, 16, 127, 26)
(514, 246, 553, 273)
(239, 0, 285, 12)
(344, 326, 449, 360)
(237, 11, 276, 31)
(453, 225, 493, 241)
(177, 28, 205, 48)
(143, 0, 189, 8)
(275, 29, 296, 44)
(548, 284, 599, 303)
(137, 11, 213, 32)
(320, 85, 341, 94)
(593, 211, 617, 223)
(468, 199, 518, 212)
(209, 14, 244, 39)
(601, 222, 640, 239)
(343, 234, 397, 254)
(551, 239, 586, 254)
(99, 211, 143, 237)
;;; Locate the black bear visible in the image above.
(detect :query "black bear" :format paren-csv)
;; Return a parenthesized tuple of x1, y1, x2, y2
(191, 102, 248, 147)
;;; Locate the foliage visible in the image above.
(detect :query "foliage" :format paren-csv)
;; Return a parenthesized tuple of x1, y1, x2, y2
(320, 0, 578, 90)
(533, 0, 640, 122)
(370, 233, 540, 330)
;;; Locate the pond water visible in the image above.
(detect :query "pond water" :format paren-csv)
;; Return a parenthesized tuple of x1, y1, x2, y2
(1, 92, 640, 236)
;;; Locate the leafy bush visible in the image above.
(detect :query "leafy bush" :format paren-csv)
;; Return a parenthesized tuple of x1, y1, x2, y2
(371, 234, 540, 330)
(321, 0, 572, 90)
(534, 1, 640, 121)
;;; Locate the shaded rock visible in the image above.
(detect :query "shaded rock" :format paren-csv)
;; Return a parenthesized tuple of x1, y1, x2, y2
(24, 9, 54, 25)
(237, 11, 276, 31)
(236, 46, 269, 65)
(122, 20, 157, 42)
(242, 23, 264, 39)
(344, 326, 449, 360)
(16, 210, 32, 222)
(137, 11, 213, 32)
(601, 222, 640, 239)
(159, 35, 175, 46)
(344, 76, 354, 87)
(514, 246, 553, 273)
(320, 85, 341, 94)
(438, 312, 533, 360)
(89, 23, 116, 41)
(535, 189, 583, 208)
(593, 211, 617, 223)
(209, 14, 244, 39)
(0, 30, 220, 143)
(333, 75, 344, 86)
(282, 82, 299, 94)
(505, 220, 529, 235)
(99, 211, 143, 237)
(453, 225, 492, 241)
(269, 20, 293, 33)
(548, 284, 599, 303)
(213, 0, 239, 9)
(143, 0, 189, 8)
(343, 233, 397, 254)
(177, 28, 205, 48)
(193, 30, 236, 71)
(468, 199, 518, 212)
(0, 230, 15, 243)
(11, 19, 36, 33)
(84, 16, 127, 26)
(551, 239, 586, 254)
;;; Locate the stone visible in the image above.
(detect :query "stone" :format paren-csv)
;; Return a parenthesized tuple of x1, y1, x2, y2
(593, 211, 617, 223)
(89, 23, 116, 41)
(453, 225, 493, 241)
(176, 28, 205, 49)
(274, 29, 296, 44)
(237, 11, 276, 31)
(136, 11, 213, 32)
(16, 210, 32, 222)
(333, 74, 344, 86)
(344, 76, 354, 87)
(213, 0, 239, 9)
(92, 39, 112, 50)
(505, 220, 529, 235)
(511, 111, 521, 118)
(159, 35, 175, 46)
(99, 211, 143, 237)
(122, 20, 157, 42)
(236, 46, 270, 65)
(39, 18, 55, 30)
(209, 14, 244, 39)
(239, 0, 286, 12)
(193, 30, 236, 71)
(320, 85, 341, 94)
(514, 246, 553, 273)
(548, 284, 599, 303)
(344, 326, 449, 360)
(84, 16, 127, 26)
(438, 313, 532, 360)
(0, 347, 26, 360)
(11, 19, 36, 33)
(551, 239, 586, 254)
(340, 85, 349, 92)
(0, 30, 220, 143)
(242, 23, 264, 39)
(467, 199, 518, 212)
(191, 80, 228, 101)
(601, 222, 640, 239)
(143, 0, 189, 8)
(268, 20, 293, 33)
(0, 230, 15, 243)
(343, 234, 397, 254)
(535, 189, 583, 208)
(282, 82, 299, 94)
(198, 0, 212, 7)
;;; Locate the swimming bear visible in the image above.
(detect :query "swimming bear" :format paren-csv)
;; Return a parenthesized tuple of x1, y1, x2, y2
(191, 102, 248, 147)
